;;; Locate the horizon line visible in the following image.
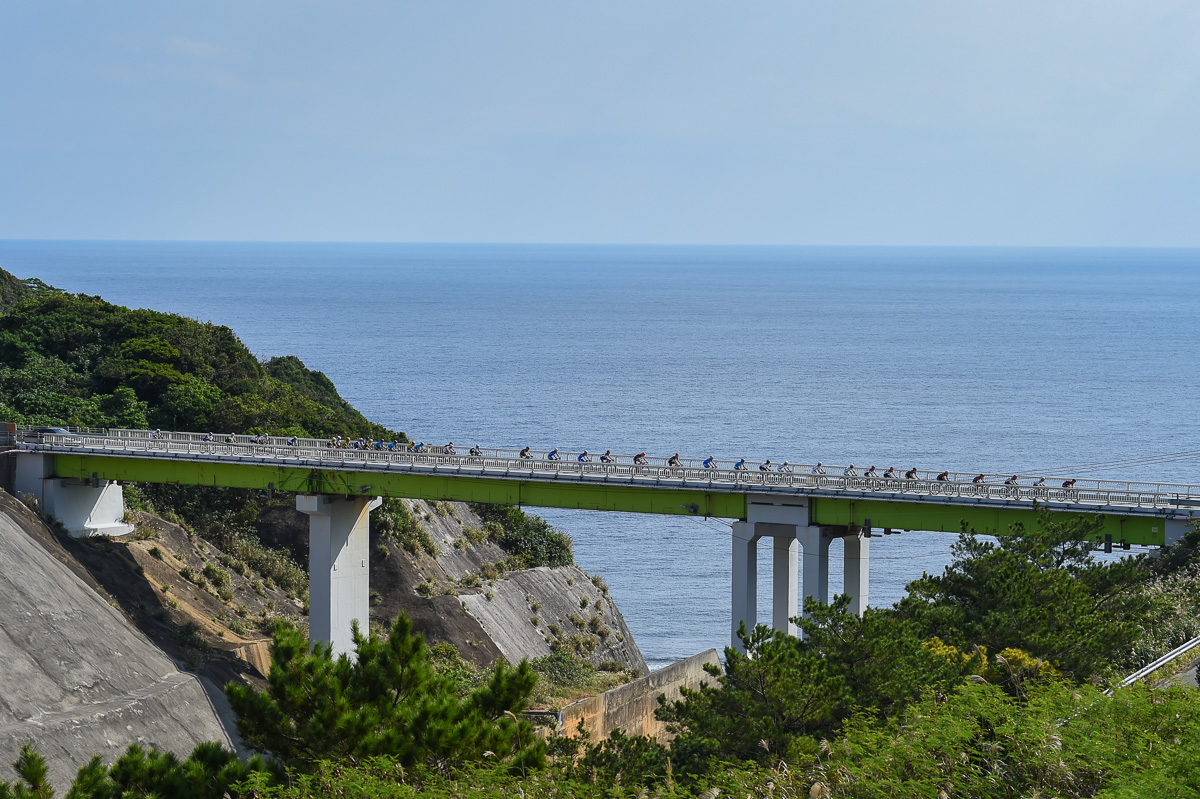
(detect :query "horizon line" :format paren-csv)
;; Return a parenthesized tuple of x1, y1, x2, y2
(2, 237, 1200, 251)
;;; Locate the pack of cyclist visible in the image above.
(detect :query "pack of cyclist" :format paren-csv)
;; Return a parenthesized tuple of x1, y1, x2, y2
(376, 442, 1077, 490)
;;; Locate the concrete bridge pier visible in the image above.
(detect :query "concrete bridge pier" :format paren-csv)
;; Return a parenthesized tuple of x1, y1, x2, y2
(10, 452, 134, 537)
(843, 529, 870, 615)
(297, 494, 382, 658)
(730, 497, 871, 651)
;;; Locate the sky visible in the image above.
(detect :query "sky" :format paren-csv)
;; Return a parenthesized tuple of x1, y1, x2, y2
(2, 1, 1199, 246)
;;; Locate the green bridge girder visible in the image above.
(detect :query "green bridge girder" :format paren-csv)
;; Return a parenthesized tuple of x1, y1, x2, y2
(52, 453, 1175, 546)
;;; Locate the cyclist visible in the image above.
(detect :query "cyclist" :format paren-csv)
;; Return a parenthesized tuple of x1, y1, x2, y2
(444, 442, 457, 455)
(972, 474, 985, 484)
(864, 466, 878, 478)
(884, 467, 896, 479)
(904, 467, 919, 480)
(287, 436, 298, 446)
(547, 448, 560, 461)
(203, 432, 213, 442)
(1004, 475, 1018, 486)
(470, 444, 482, 456)
(600, 450, 615, 463)
(633, 452, 648, 465)
(1061, 479, 1076, 488)
(811, 462, 826, 475)
(778, 461, 792, 473)
(759, 460, 771, 471)
(844, 464, 858, 477)
(734, 458, 747, 470)
(936, 471, 950, 481)
(702, 455, 717, 469)
(520, 446, 532, 459)
(668, 453, 682, 467)
(578, 450, 592, 462)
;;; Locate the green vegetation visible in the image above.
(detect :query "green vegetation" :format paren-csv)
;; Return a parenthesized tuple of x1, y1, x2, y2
(0, 740, 277, 799)
(0, 269, 397, 439)
(225, 613, 544, 773)
(5, 518, 1200, 797)
(469, 503, 574, 568)
(374, 499, 439, 557)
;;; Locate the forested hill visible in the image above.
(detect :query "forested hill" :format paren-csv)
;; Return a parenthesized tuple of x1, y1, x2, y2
(0, 267, 402, 440)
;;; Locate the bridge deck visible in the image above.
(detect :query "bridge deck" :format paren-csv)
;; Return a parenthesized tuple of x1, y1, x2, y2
(11, 429, 1198, 546)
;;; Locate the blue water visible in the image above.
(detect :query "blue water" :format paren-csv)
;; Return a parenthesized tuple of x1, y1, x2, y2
(3, 240, 1199, 669)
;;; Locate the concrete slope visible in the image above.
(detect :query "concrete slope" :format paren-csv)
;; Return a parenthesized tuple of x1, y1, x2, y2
(0, 499, 236, 790)
(462, 565, 648, 675)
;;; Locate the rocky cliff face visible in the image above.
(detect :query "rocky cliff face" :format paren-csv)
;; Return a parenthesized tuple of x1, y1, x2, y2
(257, 498, 647, 674)
(417, 500, 646, 675)
(0, 493, 238, 790)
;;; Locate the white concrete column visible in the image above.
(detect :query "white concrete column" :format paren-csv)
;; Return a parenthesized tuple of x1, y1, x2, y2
(13, 452, 53, 508)
(798, 526, 830, 611)
(297, 494, 381, 658)
(843, 531, 870, 616)
(13, 453, 133, 537)
(730, 521, 759, 652)
(772, 533, 799, 636)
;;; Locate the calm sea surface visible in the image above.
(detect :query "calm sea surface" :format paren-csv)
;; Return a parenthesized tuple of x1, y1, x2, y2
(3, 241, 1199, 669)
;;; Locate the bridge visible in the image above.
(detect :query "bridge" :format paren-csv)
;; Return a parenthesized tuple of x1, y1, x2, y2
(4, 426, 1196, 654)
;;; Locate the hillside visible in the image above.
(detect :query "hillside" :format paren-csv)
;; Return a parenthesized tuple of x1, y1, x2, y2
(0, 264, 648, 753)
(0, 268, 392, 439)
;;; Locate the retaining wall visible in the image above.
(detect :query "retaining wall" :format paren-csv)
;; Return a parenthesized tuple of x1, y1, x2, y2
(558, 649, 721, 743)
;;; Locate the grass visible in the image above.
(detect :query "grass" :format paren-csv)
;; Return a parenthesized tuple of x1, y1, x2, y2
(529, 650, 632, 709)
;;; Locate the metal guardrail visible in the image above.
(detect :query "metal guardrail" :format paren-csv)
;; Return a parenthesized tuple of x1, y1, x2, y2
(10, 427, 1200, 514)
(1109, 635, 1200, 693)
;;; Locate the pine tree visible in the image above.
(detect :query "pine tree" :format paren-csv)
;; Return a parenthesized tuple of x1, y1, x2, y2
(225, 613, 545, 772)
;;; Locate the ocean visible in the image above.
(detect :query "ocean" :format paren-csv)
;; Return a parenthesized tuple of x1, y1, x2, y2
(3, 240, 1198, 669)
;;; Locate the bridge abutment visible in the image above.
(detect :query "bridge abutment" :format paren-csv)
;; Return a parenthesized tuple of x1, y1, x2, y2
(297, 494, 381, 658)
(11, 453, 134, 537)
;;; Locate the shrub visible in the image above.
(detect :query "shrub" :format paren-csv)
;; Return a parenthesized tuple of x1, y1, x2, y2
(179, 565, 207, 588)
(531, 650, 594, 687)
(468, 503, 574, 568)
(203, 562, 231, 588)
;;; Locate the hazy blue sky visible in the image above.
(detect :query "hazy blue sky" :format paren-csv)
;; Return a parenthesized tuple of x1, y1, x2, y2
(2, 2, 1198, 245)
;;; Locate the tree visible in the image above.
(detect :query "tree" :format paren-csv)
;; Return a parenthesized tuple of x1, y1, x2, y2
(0, 741, 272, 799)
(897, 507, 1154, 679)
(225, 613, 545, 773)
(0, 745, 52, 799)
(657, 598, 972, 771)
